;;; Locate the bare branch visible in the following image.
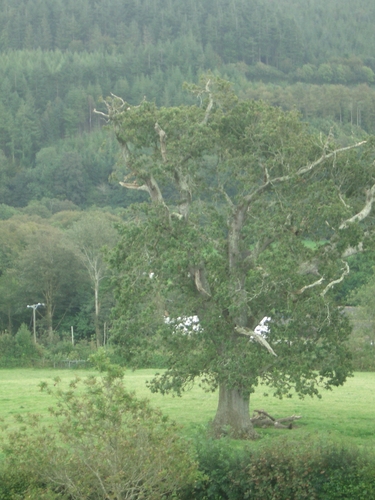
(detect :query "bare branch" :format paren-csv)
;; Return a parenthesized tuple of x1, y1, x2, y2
(320, 261, 350, 296)
(338, 191, 351, 209)
(235, 326, 277, 356)
(119, 181, 150, 192)
(200, 79, 213, 125)
(94, 93, 128, 121)
(251, 410, 301, 428)
(194, 268, 212, 298)
(253, 409, 275, 421)
(171, 163, 193, 219)
(170, 212, 184, 220)
(93, 109, 109, 122)
(219, 185, 234, 207)
(296, 276, 325, 295)
(120, 173, 166, 206)
(109, 92, 127, 109)
(339, 183, 375, 229)
(342, 242, 363, 258)
(295, 141, 367, 177)
(155, 122, 167, 162)
(231, 140, 367, 229)
(265, 141, 368, 189)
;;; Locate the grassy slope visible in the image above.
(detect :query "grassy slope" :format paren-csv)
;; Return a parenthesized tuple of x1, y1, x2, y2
(0, 369, 374, 449)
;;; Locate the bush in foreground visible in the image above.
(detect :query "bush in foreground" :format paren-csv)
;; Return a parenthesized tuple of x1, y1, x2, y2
(181, 433, 375, 499)
(0, 353, 199, 499)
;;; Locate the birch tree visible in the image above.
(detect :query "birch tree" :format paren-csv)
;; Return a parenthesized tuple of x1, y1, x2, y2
(68, 212, 119, 347)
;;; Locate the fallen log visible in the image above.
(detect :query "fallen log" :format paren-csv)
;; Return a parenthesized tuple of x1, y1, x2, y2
(250, 409, 301, 429)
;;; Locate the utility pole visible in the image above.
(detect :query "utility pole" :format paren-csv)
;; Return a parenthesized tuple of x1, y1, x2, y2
(27, 303, 45, 343)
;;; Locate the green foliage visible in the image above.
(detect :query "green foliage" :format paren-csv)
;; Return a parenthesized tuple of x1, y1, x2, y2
(0, 204, 19, 220)
(0, 362, 199, 499)
(15, 324, 38, 358)
(181, 435, 375, 499)
(44, 339, 96, 367)
(0, 324, 42, 367)
(16, 225, 87, 336)
(345, 294, 375, 371)
(0, 0, 375, 213)
(0, 466, 58, 500)
(334, 251, 375, 305)
(109, 81, 362, 413)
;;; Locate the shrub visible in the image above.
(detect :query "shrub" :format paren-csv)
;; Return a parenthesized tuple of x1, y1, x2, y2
(182, 434, 375, 500)
(1, 353, 199, 499)
(180, 434, 247, 500)
(43, 339, 97, 368)
(0, 325, 42, 368)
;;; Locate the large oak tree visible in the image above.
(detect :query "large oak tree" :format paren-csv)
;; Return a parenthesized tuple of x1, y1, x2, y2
(102, 77, 374, 437)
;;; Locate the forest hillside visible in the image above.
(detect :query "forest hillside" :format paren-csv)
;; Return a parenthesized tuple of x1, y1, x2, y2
(0, 0, 374, 359)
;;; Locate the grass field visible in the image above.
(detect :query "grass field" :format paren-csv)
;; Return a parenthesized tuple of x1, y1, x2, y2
(1, 368, 375, 450)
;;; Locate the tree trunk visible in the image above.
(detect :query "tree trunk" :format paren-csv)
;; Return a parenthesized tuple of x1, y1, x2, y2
(212, 385, 258, 439)
(94, 281, 101, 347)
(46, 302, 53, 341)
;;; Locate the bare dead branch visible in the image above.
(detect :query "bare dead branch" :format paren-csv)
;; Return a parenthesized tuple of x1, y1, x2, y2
(320, 261, 350, 296)
(235, 326, 277, 356)
(342, 242, 363, 258)
(296, 276, 325, 295)
(172, 166, 193, 219)
(252, 409, 275, 421)
(120, 172, 166, 208)
(119, 181, 150, 192)
(270, 141, 367, 184)
(155, 122, 167, 162)
(200, 79, 213, 125)
(170, 212, 184, 220)
(194, 268, 212, 298)
(295, 141, 367, 177)
(250, 409, 301, 428)
(230, 140, 367, 241)
(338, 191, 351, 209)
(93, 109, 109, 122)
(94, 93, 128, 122)
(109, 92, 127, 109)
(276, 415, 302, 423)
(219, 185, 234, 207)
(339, 183, 375, 229)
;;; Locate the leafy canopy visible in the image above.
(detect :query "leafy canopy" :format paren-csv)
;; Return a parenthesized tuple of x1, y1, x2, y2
(107, 77, 373, 400)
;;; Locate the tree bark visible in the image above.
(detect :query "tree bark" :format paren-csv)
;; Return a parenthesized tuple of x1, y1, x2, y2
(46, 301, 53, 341)
(212, 384, 258, 439)
(94, 280, 101, 347)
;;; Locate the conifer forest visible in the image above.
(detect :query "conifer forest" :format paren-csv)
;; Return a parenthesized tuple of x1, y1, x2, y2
(0, 0, 375, 368)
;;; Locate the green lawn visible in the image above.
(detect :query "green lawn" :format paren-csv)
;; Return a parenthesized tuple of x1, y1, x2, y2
(0, 368, 374, 449)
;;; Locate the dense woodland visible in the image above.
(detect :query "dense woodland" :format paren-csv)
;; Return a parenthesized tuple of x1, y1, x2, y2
(0, 0, 375, 367)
